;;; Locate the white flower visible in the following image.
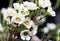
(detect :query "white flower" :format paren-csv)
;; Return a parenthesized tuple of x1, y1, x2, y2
(41, 18, 46, 23)
(20, 30, 31, 40)
(23, 17, 33, 29)
(18, 6, 29, 17)
(1, 8, 7, 19)
(19, 4, 25, 10)
(50, 11, 56, 16)
(47, 7, 56, 16)
(1, 8, 16, 18)
(13, 3, 29, 16)
(12, 22, 18, 27)
(36, 16, 46, 24)
(29, 23, 38, 36)
(29, 27, 37, 36)
(47, 23, 56, 30)
(13, 3, 27, 11)
(32, 22, 38, 30)
(1, 8, 10, 24)
(23, 1, 38, 10)
(44, 27, 49, 33)
(1, 7, 17, 24)
(13, 3, 20, 10)
(7, 7, 17, 16)
(4, 14, 11, 24)
(0, 24, 4, 32)
(1, 8, 7, 15)
(47, 7, 52, 12)
(11, 14, 25, 24)
(39, 0, 51, 8)
(40, 15, 46, 23)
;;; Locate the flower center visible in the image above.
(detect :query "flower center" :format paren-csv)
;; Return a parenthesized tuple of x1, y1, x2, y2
(16, 17, 21, 22)
(23, 32, 28, 36)
(29, 27, 33, 31)
(14, 22, 18, 25)
(21, 10, 25, 15)
(24, 21, 29, 25)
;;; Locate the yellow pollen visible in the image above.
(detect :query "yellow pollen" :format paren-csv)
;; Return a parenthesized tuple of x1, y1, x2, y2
(23, 32, 28, 36)
(16, 17, 21, 22)
(21, 10, 25, 15)
(24, 21, 29, 25)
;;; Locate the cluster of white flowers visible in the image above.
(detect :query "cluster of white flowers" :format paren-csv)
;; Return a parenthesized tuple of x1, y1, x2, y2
(1, 0, 56, 41)
(20, 22, 38, 40)
(44, 23, 56, 33)
(39, 0, 56, 17)
(1, 1, 38, 41)
(39, 0, 51, 8)
(23, 1, 38, 10)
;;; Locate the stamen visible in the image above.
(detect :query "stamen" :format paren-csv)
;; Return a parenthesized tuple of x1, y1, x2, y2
(24, 21, 29, 25)
(16, 17, 21, 22)
(23, 32, 28, 36)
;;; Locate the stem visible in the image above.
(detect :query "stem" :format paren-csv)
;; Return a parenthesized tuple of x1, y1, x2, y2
(40, 11, 48, 20)
(37, 12, 48, 24)
(57, 32, 60, 41)
(18, 0, 22, 3)
(33, 8, 40, 22)
(9, 0, 13, 7)
(34, 0, 39, 5)
(6, 33, 10, 41)
(45, 35, 49, 41)
(41, 33, 45, 41)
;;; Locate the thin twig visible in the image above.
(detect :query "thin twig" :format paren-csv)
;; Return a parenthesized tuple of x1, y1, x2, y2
(9, 0, 13, 7)
(41, 33, 45, 41)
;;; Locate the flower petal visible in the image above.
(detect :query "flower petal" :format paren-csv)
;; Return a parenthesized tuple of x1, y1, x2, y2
(26, 36, 31, 40)
(21, 36, 25, 40)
